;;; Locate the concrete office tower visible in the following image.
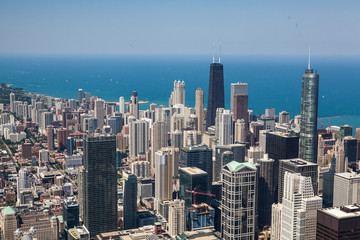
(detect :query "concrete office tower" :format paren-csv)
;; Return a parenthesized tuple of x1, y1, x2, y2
(129, 119, 150, 158)
(170, 130, 183, 150)
(123, 173, 138, 230)
(317, 135, 326, 167)
(81, 135, 117, 237)
(316, 205, 360, 240)
(132, 161, 150, 179)
(279, 111, 290, 124)
(333, 172, 360, 206)
(294, 115, 301, 127)
(57, 128, 70, 150)
(155, 149, 177, 202)
(119, 96, 125, 114)
(151, 121, 168, 168)
(179, 167, 209, 208)
(281, 172, 322, 240)
(258, 156, 276, 228)
(234, 119, 246, 143)
(180, 144, 213, 190)
(233, 94, 249, 129)
(107, 116, 122, 134)
(130, 91, 139, 119)
(170, 114, 184, 132)
(221, 161, 257, 240)
(334, 139, 347, 173)
(78, 89, 83, 103)
(259, 130, 268, 152)
(68, 99, 77, 109)
(215, 108, 224, 140)
(17, 168, 30, 204)
(168, 199, 186, 237)
(21, 142, 32, 159)
(248, 146, 264, 163)
(278, 159, 318, 204)
(323, 154, 336, 207)
(10, 92, 15, 112)
(170, 80, 185, 106)
(265, 108, 275, 118)
(356, 128, 360, 139)
(214, 144, 246, 182)
(218, 109, 233, 145)
(0, 207, 17, 240)
(271, 203, 282, 240)
(206, 61, 224, 129)
(94, 98, 105, 129)
(41, 112, 53, 131)
(195, 88, 204, 132)
(183, 130, 202, 147)
(230, 82, 248, 113)
(299, 57, 320, 163)
(47, 126, 54, 151)
(39, 149, 49, 165)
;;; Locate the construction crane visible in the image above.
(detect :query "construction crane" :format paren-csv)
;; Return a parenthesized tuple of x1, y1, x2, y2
(318, 115, 345, 130)
(186, 188, 216, 205)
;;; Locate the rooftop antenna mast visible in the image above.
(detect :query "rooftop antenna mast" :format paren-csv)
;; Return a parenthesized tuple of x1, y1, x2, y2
(212, 42, 215, 63)
(218, 41, 222, 63)
(308, 46, 311, 69)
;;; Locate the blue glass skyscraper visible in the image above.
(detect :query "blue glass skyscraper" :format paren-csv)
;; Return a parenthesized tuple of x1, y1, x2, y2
(299, 56, 319, 163)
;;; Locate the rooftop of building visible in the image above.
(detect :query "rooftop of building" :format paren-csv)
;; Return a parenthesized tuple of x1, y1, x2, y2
(335, 172, 360, 179)
(282, 158, 318, 166)
(225, 161, 256, 172)
(268, 131, 298, 138)
(177, 229, 219, 240)
(320, 205, 360, 219)
(180, 167, 207, 175)
(183, 144, 210, 151)
(1, 206, 16, 215)
(343, 136, 357, 140)
(68, 226, 90, 239)
(137, 211, 155, 219)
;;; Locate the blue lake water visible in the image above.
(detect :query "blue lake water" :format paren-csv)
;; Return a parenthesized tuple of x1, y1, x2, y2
(0, 54, 359, 129)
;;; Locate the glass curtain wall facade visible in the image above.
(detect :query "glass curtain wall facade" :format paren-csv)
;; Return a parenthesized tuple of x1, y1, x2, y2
(299, 68, 319, 163)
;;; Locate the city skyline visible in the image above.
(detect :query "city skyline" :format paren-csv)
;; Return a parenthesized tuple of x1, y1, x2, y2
(1, 1, 360, 239)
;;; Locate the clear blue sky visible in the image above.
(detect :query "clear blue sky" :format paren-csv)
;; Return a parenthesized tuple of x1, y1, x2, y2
(0, 0, 359, 56)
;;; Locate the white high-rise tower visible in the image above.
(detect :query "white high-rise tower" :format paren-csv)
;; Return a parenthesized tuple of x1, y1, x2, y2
(94, 98, 105, 129)
(119, 96, 125, 114)
(169, 80, 185, 106)
(280, 172, 322, 240)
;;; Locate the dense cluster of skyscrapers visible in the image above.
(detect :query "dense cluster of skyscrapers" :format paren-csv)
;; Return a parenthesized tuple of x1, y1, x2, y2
(0, 54, 360, 240)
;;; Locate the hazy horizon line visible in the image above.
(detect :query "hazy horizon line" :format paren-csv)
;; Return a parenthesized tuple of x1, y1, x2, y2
(1, 53, 360, 58)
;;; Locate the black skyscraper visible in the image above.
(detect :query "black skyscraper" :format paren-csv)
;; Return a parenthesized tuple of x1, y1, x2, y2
(206, 62, 224, 129)
(123, 173, 138, 230)
(82, 135, 117, 237)
(257, 157, 275, 228)
(180, 144, 213, 190)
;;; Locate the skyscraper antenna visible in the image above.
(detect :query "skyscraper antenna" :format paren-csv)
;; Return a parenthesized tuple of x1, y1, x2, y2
(219, 41, 221, 63)
(308, 46, 311, 69)
(213, 42, 215, 63)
